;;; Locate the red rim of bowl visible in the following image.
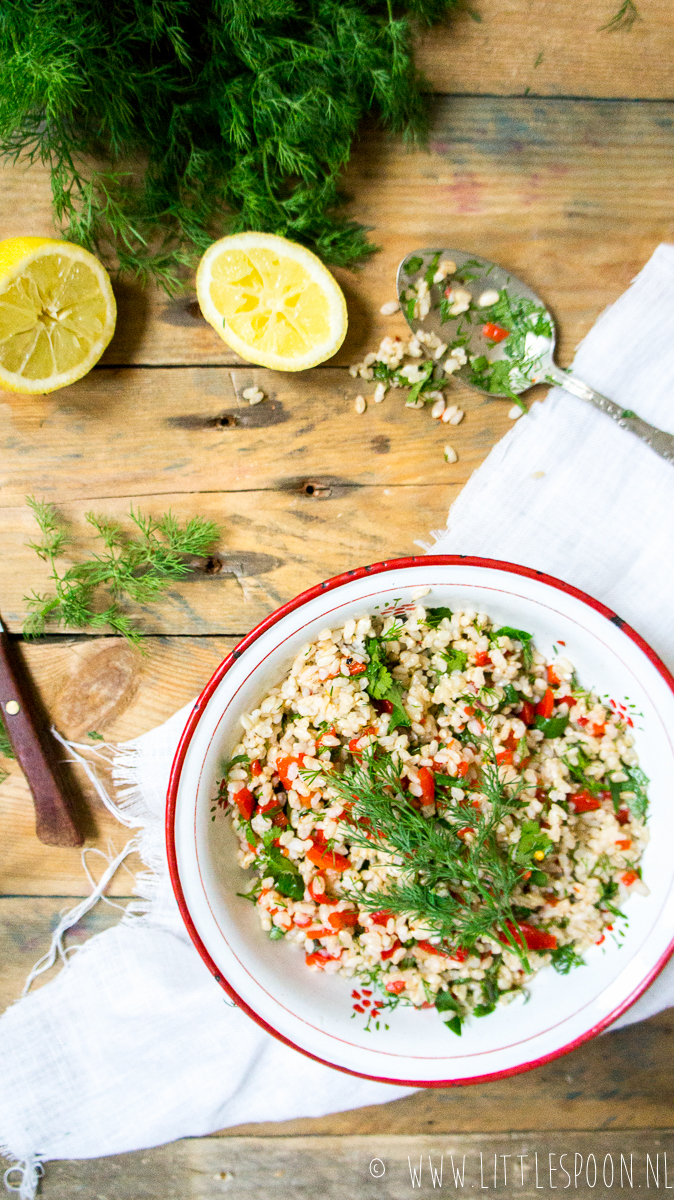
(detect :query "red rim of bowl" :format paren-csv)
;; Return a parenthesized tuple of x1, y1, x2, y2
(166, 554, 674, 1087)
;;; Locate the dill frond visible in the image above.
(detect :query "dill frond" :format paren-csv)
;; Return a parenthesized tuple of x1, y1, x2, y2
(0, 0, 459, 290)
(326, 740, 532, 970)
(23, 496, 220, 646)
(599, 0, 639, 31)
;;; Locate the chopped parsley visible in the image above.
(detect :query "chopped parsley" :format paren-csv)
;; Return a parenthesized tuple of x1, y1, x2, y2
(514, 819, 554, 868)
(609, 765, 649, 820)
(442, 647, 468, 674)
(491, 626, 534, 670)
(425, 606, 453, 628)
(364, 636, 411, 729)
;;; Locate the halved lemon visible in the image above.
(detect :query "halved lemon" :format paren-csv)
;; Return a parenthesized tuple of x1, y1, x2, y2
(196, 232, 347, 371)
(0, 237, 116, 394)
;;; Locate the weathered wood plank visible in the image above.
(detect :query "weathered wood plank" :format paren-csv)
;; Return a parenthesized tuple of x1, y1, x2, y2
(0, 897, 128, 1015)
(8, 1128, 674, 1197)
(0, 636, 237, 895)
(418, 0, 674, 101)
(0, 98, 671, 367)
(0, 365, 512, 504)
(0, 485, 454, 635)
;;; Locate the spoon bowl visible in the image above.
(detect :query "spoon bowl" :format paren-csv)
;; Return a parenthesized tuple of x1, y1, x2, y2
(396, 247, 674, 462)
(396, 248, 556, 398)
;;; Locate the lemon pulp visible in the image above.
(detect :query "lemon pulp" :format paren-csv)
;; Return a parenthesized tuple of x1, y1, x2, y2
(196, 232, 347, 371)
(0, 238, 116, 393)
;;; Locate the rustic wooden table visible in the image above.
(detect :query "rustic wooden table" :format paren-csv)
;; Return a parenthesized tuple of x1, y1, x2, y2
(1, 3, 674, 1195)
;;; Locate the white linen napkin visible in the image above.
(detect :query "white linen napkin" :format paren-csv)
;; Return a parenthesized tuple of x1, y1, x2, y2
(3, 243, 674, 1199)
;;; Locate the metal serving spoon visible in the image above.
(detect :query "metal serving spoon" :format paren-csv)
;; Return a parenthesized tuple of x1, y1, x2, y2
(396, 248, 674, 463)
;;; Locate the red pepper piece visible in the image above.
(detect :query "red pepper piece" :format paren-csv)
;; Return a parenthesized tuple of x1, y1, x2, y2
(276, 754, 306, 789)
(352, 1003, 365, 1012)
(373, 698, 394, 715)
(456, 761, 470, 778)
(308, 873, 339, 905)
(547, 665, 560, 686)
(348, 727, 376, 758)
(622, 871, 638, 886)
(474, 651, 491, 667)
(496, 749, 513, 766)
(305, 951, 339, 968)
(569, 789, 602, 813)
(250, 760, 263, 777)
(617, 808, 630, 826)
(370, 910, 394, 926)
(348, 662, 367, 676)
(328, 910, 359, 930)
(385, 979, 406, 994)
(232, 786, 255, 820)
(520, 701, 535, 726)
(307, 846, 350, 873)
(417, 766, 435, 805)
(381, 939, 402, 960)
(536, 688, 555, 720)
(499, 920, 557, 951)
(482, 322, 510, 342)
(415, 940, 449, 957)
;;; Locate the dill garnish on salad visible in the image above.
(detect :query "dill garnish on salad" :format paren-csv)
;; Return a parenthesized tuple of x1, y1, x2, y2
(216, 605, 649, 1035)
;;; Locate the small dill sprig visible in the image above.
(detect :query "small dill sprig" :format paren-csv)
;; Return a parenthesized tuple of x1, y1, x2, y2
(599, 0, 639, 31)
(0, 0, 459, 290)
(23, 496, 220, 646)
(325, 739, 533, 969)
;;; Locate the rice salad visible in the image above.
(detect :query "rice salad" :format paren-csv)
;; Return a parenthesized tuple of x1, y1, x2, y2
(216, 604, 649, 1034)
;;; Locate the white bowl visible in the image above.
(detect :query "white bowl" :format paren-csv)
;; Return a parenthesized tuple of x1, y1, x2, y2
(167, 556, 674, 1086)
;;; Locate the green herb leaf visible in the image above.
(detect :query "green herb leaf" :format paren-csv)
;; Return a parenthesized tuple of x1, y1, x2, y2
(23, 498, 221, 647)
(435, 990, 461, 1013)
(442, 648, 468, 674)
(424, 251, 441, 288)
(514, 819, 553, 866)
(364, 637, 411, 728)
(444, 1015, 463, 1035)
(551, 944, 586, 975)
(562, 747, 604, 796)
(269, 925, 286, 940)
(261, 846, 304, 901)
(405, 256, 424, 274)
(406, 360, 436, 406)
(535, 714, 568, 738)
(425, 606, 453, 628)
(492, 625, 534, 669)
(0, 4, 459, 287)
(609, 766, 649, 820)
(502, 683, 520, 707)
(223, 754, 250, 774)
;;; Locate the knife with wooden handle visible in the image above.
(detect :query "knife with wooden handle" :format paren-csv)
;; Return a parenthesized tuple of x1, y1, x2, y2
(0, 615, 83, 847)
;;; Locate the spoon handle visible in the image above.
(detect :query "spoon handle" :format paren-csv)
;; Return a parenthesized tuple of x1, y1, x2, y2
(545, 363, 674, 463)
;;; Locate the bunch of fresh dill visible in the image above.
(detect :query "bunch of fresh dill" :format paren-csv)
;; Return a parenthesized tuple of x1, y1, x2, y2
(24, 496, 220, 645)
(0, 0, 457, 291)
(324, 741, 533, 969)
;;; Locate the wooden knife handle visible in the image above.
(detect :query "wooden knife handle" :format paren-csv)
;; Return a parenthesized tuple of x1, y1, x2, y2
(0, 627, 83, 847)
